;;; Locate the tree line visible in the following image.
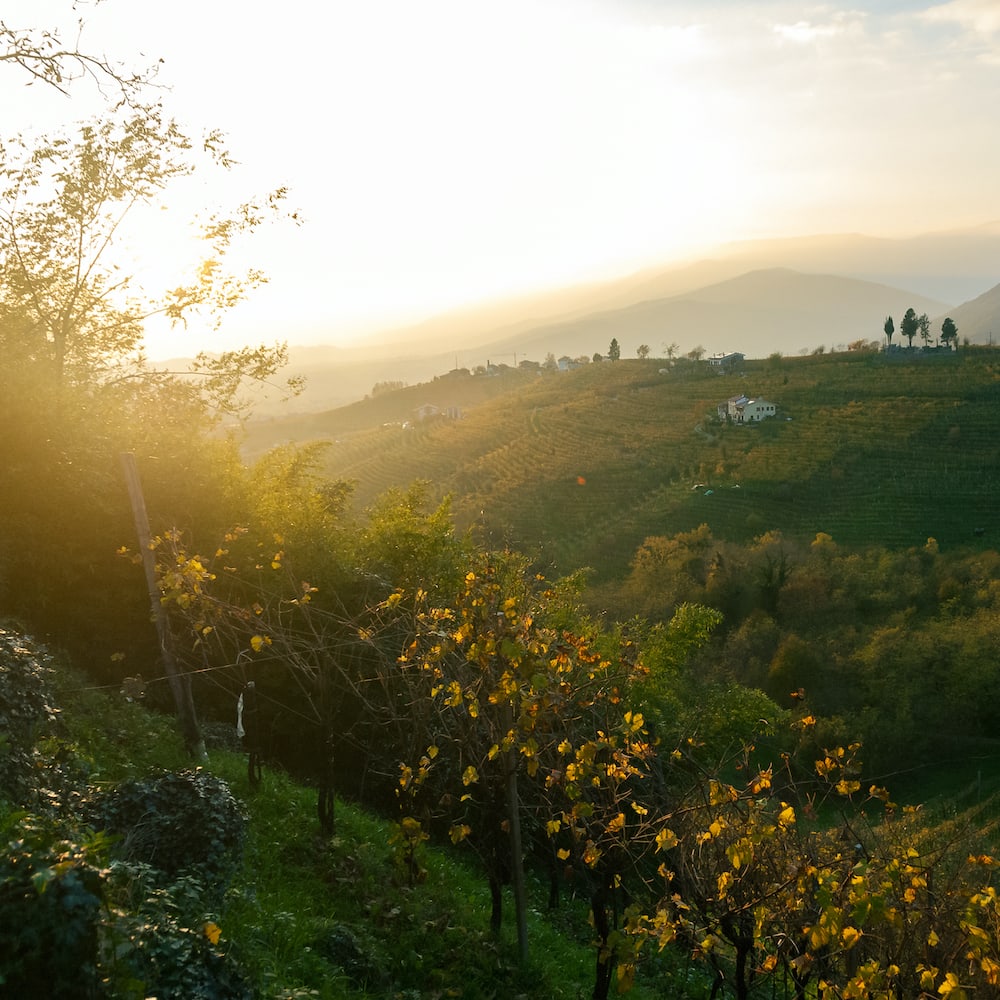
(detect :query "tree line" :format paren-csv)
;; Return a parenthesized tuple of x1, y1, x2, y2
(884, 308, 958, 350)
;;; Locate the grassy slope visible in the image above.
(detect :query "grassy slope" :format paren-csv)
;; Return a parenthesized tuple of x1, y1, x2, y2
(54, 680, 701, 999)
(243, 349, 1000, 584)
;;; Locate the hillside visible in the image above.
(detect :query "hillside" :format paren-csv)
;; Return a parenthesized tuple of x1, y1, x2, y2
(935, 280, 1000, 344)
(243, 347, 1000, 584)
(237, 225, 1000, 414)
(362, 223, 1000, 355)
(478, 268, 949, 363)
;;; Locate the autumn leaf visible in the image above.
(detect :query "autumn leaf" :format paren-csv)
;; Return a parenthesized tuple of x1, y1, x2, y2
(656, 827, 678, 852)
(841, 926, 861, 949)
(449, 823, 471, 845)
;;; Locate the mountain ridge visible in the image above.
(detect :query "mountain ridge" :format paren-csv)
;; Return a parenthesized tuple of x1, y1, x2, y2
(231, 225, 1000, 413)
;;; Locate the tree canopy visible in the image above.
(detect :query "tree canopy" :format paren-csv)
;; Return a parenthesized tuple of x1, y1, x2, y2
(899, 307, 919, 348)
(941, 315, 958, 349)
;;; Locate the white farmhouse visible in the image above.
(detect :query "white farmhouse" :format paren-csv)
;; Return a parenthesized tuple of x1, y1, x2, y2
(718, 394, 777, 423)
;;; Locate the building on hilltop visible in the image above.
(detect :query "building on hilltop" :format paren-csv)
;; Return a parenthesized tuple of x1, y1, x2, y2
(708, 351, 745, 371)
(414, 402, 462, 421)
(717, 394, 777, 423)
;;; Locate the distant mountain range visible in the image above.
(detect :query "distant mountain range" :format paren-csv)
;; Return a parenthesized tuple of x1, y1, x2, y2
(246, 225, 1000, 414)
(474, 268, 949, 364)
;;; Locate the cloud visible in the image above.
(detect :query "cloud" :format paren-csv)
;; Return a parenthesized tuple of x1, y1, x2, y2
(920, 0, 1000, 36)
(772, 19, 845, 44)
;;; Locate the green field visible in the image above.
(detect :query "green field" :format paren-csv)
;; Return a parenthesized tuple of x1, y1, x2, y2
(245, 348, 1000, 582)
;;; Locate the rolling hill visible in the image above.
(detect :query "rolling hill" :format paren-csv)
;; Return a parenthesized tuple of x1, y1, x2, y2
(243, 347, 1000, 592)
(229, 224, 1000, 414)
(934, 281, 1000, 344)
(256, 265, 956, 414)
(476, 268, 950, 363)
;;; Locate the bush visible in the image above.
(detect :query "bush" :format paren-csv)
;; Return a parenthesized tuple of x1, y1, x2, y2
(0, 624, 60, 805)
(0, 625, 58, 746)
(88, 769, 246, 887)
(0, 815, 107, 999)
(105, 862, 251, 1000)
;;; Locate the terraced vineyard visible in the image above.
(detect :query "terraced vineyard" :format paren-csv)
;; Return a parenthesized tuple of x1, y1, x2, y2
(243, 349, 1000, 583)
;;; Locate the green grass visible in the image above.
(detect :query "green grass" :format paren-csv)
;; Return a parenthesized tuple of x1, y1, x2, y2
(44, 678, 714, 999)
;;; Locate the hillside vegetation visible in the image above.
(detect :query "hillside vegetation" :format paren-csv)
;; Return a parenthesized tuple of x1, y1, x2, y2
(245, 348, 999, 581)
(6, 38, 1000, 999)
(231, 345, 1000, 786)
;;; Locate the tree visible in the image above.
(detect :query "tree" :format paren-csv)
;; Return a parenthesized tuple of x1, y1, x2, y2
(884, 314, 894, 348)
(686, 345, 705, 361)
(941, 316, 958, 350)
(608, 337, 620, 361)
(0, 104, 303, 729)
(392, 555, 673, 996)
(663, 341, 679, 360)
(543, 351, 557, 370)
(0, 111, 298, 409)
(636, 343, 650, 360)
(917, 312, 930, 348)
(899, 308, 919, 349)
(1, 10, 154, 100)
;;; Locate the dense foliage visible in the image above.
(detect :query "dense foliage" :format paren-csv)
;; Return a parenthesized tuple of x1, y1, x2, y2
(88, 769, 246, 884)
(4, 16, 1000, 995)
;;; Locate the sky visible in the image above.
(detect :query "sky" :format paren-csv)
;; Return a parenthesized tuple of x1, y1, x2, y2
(3, 0, 1000, 357)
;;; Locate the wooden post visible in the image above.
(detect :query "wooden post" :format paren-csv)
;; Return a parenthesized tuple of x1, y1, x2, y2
(120, 452, 206, 759)
(502, 702, 529, 965)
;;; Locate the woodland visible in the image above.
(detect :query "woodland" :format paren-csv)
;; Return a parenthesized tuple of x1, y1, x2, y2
(4, 13, 1000, 1000)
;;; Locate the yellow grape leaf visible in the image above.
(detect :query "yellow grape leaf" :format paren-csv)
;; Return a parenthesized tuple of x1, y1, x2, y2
(462, 765, 479, 786)
(606, 812, 626, 834)
(656, 827, 678, 852)
(717, 871, 733, 898)
(449, 824, 471, 845)
(204, 921, 222, 945)
(938, 972, 962, 997)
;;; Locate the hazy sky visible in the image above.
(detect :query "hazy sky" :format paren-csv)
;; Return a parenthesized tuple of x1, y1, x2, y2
(3, 0, 1000, 356)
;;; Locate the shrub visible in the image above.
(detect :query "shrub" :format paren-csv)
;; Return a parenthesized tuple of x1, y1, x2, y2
(0, 624, 60, 805)
(0, 625, 58, 745)
(88, 769, 246, 887)
(0, 815, 107, 999)
(105, 862, 251, 1000)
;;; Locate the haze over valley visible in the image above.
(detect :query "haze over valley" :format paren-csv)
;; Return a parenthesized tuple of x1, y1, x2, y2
(243, 224, 1000, 414)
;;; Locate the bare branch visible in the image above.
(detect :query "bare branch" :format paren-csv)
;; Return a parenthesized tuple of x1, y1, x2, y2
(0, 8, 160, 103)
